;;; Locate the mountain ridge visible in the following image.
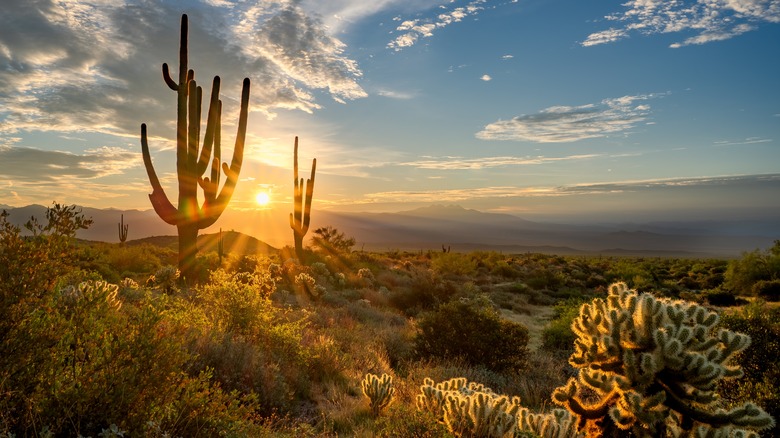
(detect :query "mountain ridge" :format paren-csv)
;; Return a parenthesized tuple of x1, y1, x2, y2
(3, 203, 777, 257)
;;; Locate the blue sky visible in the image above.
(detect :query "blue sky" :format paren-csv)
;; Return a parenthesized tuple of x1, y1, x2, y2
(1, 0, 779, 225)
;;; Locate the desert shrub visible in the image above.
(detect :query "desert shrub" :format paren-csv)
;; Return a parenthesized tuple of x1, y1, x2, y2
(725, 241, 780, 295)
(704, 288, 739, 306)
(373, 404, 451, 437)
(104, 243, 164, 275)
(720, 301, 780, 437)
(753, 279, 780, 302)
(388, 267, 457, 315)
(430, 252, 478, 277)
(312, 226, 356, 254)
(540, 297, 586, 353)
(414, 296, 529, 372)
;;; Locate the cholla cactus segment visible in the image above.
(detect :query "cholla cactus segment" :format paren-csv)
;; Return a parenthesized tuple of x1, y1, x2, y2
(552, 282, 775, 437)
(416, 377, 521, 438)
(59, 280, 122, 312)
(517, 408, 584, 438)
(361, 373, 396, 416)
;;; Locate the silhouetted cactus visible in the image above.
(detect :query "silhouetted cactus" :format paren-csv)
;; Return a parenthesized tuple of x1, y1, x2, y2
(118, 214, 128, 246)
(218, 228, 224, 264)
(289, 137, 316, 261)
(140, 14, 250, 283)
(361, 373, 396, 417)
(552, 282, 775, 437)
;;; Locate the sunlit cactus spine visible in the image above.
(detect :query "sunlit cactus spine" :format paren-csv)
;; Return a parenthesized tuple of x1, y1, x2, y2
(517, 408, 583, 438)
(118, 214, 128, 246)
(361, 373, 396, 417)
(552, 282, 775, 438)
(289, 137, 316, 261)
(416, 377, 521, 438)
(140, 14, 250, 283)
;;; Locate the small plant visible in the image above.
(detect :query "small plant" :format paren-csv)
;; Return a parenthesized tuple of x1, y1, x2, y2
(361, 373, 396, 417)
(148, 265, 180, 294)
(118, 214, 128, 246)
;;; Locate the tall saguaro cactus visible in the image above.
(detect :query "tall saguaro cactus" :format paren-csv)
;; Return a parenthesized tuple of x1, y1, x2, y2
(141, 14, 250, 282)
(289, 137, 316, 260)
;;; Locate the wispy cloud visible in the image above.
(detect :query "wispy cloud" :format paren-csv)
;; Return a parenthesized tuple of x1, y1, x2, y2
(399, 154, 601, 170)
(476, 94, 661, 143)
(480, 74, 492, 81)
(0, 0, 365, 140)
(0, 145, 138, 182)
(387, 0, 488, 51)
(377, 88, 417, 99)
(584, 0, 780, 48)
(713, 137, 773, 147)
(353, 173, 780, 204)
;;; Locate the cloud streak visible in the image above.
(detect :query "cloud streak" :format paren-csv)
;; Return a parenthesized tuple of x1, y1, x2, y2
(399, 154, 601, 170)
(584, 0, 780, 48)
(387, 0, 487, 50)
(355, 173, 780, 204)
(476, 95, 660, 143)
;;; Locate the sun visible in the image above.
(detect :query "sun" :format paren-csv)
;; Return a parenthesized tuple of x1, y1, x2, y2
(255, 192, 271, 207)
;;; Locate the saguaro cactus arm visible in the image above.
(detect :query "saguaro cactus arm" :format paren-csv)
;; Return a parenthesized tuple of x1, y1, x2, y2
(141, 124, 178, 225)
(140, 13, 250, 281)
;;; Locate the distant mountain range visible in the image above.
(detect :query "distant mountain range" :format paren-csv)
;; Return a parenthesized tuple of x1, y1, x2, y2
(2, 204, 777, 258)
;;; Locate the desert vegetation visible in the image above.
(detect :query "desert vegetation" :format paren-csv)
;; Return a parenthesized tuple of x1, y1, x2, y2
(1, 203, 778, 437)
(2, 13, 777, 437)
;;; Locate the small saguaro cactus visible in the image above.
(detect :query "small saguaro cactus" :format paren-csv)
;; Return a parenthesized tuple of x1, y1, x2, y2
(289, 137, 316, 261)
(552, 282, 775, 438)
(140, 14, 250, 283)
(361, 373, 396, 417)
(118, 214, 128, 246)
(217, 227, 224, 264)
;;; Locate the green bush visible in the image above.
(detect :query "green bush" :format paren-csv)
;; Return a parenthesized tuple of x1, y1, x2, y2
(720, 301, 780, 437)
(540, 298, 586, 353)
(753, 280, 780, 302)
(414, 296, 529, 371)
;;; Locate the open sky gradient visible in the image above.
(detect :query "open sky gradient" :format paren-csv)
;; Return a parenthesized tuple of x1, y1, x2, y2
(1, 0, 779, 225)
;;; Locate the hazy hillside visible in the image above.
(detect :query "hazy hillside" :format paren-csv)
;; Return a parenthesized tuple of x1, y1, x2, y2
(3, 204, 777, 257)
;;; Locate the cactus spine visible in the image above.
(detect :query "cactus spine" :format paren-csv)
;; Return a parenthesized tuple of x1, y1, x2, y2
(140, 14, 250, 283)
(416, 377, 521, 438)
(552, 282, 775, 438)
(118, 214, 128, 246)
(289, 136, 316, 261)
(361, 373, 396, 417)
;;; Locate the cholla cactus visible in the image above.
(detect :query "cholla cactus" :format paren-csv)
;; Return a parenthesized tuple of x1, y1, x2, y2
(295, 272, 319, 299)
(517, 408, 583, 438)
(149, 265, 180, 294)
(58, 280, 122, 313)
(416, 377, 521, 438)
(552, 282, 775, 437)
(362, 373, 396, 417)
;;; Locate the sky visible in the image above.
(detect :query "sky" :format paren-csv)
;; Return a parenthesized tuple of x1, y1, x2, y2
(1, 0, 779, 227)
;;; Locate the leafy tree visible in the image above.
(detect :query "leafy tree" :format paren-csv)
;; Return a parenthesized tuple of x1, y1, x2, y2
(725, 240, 780, 295)
(312, 225, 356, 253)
